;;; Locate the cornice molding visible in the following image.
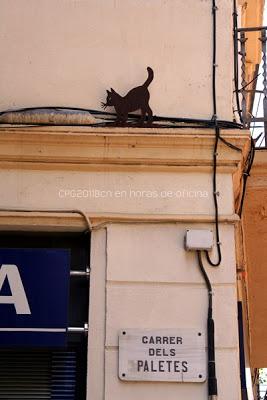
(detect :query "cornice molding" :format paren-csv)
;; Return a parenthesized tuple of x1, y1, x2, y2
(0, 211, 240, 232)
(0, 126, 250, 170)
(247, 149, 267, 188)
(250, 150, 267, 172)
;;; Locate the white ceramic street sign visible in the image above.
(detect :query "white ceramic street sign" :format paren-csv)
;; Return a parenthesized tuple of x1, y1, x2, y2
(119, 329, 206, 382)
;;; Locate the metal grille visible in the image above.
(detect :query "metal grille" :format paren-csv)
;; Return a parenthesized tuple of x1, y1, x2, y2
(236, 26, 267, 147)
(51, 351, 76, 400)
(0, 349, 77, 400)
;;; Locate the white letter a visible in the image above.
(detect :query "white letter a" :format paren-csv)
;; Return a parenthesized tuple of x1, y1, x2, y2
(0, 264, 31, 314)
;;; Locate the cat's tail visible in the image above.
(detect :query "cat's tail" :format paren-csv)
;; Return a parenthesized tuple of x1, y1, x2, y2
(143, 67, 154, 87)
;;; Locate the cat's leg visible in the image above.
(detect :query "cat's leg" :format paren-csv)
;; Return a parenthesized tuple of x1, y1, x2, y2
(114, 106, 123, 125)
(139, 108, 146, 126)
(115, 113, 124, 126)
(121, 113, 128, 126)
(147, 105, 153, 126)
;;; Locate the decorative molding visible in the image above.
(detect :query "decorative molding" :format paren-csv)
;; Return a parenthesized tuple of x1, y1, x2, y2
(0, 126, 250, 170)
(0, 211, 240, 232)
(247, 150, 267, 188)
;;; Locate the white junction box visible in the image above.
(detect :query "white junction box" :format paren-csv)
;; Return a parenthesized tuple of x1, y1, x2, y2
(185, 229, 213, 251)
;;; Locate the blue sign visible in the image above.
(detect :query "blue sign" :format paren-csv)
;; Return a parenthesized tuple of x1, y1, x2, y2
(0, 248, 70, 347)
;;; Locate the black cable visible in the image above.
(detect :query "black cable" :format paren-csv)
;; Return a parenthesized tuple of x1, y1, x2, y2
(206, 123, 222, 267)
(205, 5, 255, 398)
(0, 105, 243, 130)
(0, 106, 103, 117)
(212, 1, 217, 119)
(234, 73, 260, 93)
(198, 3, 219, 399)
(218, 135, 242, 152)
(0, 120, 242, 131)
(205, 0, 242, 269)
(197, 251, 212, 298)
(197, 251, 217, 399)
(233, 0, 243, 123)
(206, 1, 222, 268)
(232, 0, 256, 216)
(238, 136, 255, 215)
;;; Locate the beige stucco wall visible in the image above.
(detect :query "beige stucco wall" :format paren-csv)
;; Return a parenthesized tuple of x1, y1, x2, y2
(0, 156, 241, 399)
(0, 0, 233, 120)
(0, 169, 234, 216)
(87, 223, 240, 400)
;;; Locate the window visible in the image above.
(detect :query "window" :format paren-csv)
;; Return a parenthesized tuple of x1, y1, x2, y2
(0, 231, 90, 400)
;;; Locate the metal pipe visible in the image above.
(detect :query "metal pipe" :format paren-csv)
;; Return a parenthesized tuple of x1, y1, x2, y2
(241, 89, 263, 94)
(67, 324, 88, 333)
(237, 26, 267, 32)
(250, 117, 267, 122)
(70, 267, 90, 278)
(233, 0, 243, 123)
(260, 29, 267, 147)
(240, 32, 248, 126)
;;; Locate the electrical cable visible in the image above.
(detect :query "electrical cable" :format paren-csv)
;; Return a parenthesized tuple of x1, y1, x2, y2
(238, 136, 255, 215)
(206, 0, 242, 270)
(231, 0, 256, 221)
(212, 1, 218, 118)
(259, 133, 265, 147)
(196, 3, 220, 400)
(218, 135, 242, 152)
(199, 1, 248, 397)
(197, 251, 217, 400)
(252, 93, 262, 136)
(233, 0, 243, 123)
(206, 0, 222, 269)
(234, 73, 260, 93)
(0, 105, 243, 130)
(205, 123, 222, 268)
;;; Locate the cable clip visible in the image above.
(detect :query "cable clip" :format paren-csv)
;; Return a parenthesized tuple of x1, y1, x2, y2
(214, 191, 220, 196)
(212, 5, 218, 12)
(243, 172, 250, 177)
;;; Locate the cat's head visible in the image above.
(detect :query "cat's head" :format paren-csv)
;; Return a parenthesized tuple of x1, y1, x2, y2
(101, 88, 117, 109)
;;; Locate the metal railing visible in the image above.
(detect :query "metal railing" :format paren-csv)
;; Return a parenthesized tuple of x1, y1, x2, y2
(236, 26, 267, 148)
(257, 383, 267, 399)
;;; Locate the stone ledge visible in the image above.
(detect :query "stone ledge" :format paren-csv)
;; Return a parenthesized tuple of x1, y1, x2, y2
(0, 126, 250, 168)
(0, 211, 240, 232)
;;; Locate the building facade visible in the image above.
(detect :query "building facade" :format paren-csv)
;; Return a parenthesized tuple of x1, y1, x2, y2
(0, 1, 264, 399)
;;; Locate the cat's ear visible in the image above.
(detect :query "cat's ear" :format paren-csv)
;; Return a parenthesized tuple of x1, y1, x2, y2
(106, 90, 111, 94)
(111, 88, 115, 93)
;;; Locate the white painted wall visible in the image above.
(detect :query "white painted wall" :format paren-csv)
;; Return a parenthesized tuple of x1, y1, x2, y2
(0, 0, 233, 120)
